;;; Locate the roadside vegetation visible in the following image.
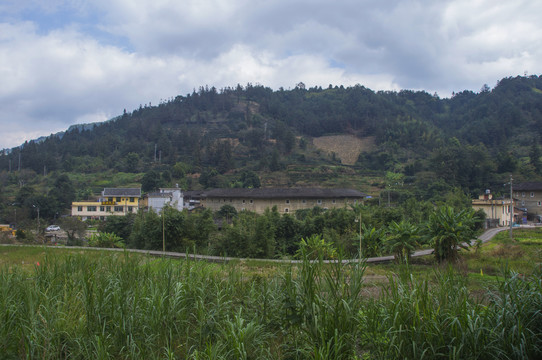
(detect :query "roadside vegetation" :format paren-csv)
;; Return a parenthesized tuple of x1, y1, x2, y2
(1, 228, 541, 359)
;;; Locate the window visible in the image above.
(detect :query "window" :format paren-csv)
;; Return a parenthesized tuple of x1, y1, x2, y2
(284, 208, 289, 213)
(116, 197, 121, 202)
(522, 200, 525, 206)
(108, 197, 113, 202)
(538, 201, 541, 206)
(114, 206, 123, 212)
(106, 206, 111, 212)
(128, 206, 133, 212)
(77, 206, 82, 212)
(87, 206, 97, 212)
(317, 199, 322, 205)
(302, 199, 306, 204)
(332, 199, 336, 204)
(522, 192, 525, 197)
(531, 192, 535, 197)
(130, 197, 135, 202)
(250, 199, 253, 204)
(242, 200, 246, 204)
(285, 199, 290, 204)
(100, 206, 105, 211)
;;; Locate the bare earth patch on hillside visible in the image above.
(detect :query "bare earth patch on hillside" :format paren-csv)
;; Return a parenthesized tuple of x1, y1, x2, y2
(313, 135, 376, 165)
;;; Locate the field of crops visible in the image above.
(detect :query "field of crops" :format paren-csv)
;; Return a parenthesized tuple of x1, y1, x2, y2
(1, 230, 542, 359)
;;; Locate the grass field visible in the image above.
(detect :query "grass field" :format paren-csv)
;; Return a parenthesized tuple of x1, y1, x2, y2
(1, 229, 541, 359)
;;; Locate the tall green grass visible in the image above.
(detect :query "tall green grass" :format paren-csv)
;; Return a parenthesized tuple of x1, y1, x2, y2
(360, 266, 542, 359)
(1, 250, 541, 359)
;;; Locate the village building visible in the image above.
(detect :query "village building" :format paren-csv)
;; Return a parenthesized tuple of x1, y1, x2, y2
(71, 188, 141, 220)
(513, 182, 542, 221)
(142, 188, 184, 213)
(185, 188, 366, 214)
(471, 191, 515, 227)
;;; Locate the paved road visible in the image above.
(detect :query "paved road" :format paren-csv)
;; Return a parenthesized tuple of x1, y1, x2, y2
(1, 226, 516, 264)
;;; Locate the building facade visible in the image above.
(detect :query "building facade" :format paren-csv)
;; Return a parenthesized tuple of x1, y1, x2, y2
(71, 188, 141, 220)
(471, 193, 514, 226)
(143, 188, 184, 213)
(188, 188, 366, 214)
(513, 182, 542, 219)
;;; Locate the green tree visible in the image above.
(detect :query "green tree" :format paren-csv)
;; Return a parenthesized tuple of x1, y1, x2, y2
(217, 204, 237, 221)
(385, 220, 420, 264)
(48, 174, 75, 211)
(239, 170, 261, 188)
(88, 232, 125, 248)
(99, 214, 135, 241)
(141, 170, 163, 192)
(296, 234, 337, 260)
(530, 139, 541, 174)
(59, 217, 87, 246)
(426, 206, 476, 263)
(123, 152, 140, 172)
(360, 224, 384, 258)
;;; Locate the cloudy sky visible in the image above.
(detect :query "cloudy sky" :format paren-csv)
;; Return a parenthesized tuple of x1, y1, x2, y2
(1, 0, 541, 149)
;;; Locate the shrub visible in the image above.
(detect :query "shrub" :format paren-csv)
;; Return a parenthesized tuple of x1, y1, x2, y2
(88, 232, 125, 248)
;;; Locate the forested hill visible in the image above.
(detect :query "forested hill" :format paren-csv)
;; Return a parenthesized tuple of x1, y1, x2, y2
(2, 75, 542, 198)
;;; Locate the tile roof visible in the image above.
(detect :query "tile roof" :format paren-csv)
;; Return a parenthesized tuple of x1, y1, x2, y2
(102, 188, 142, 197)
(513, 182, 542, 191)
(190, 188, 366, 199)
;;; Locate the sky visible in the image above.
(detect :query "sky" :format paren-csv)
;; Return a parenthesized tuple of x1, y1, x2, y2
(1, 0, 541, 149)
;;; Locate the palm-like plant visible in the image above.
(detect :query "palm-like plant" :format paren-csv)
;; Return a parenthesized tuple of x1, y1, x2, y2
(426, 206, 476, 262)
(385, 220, 420, 264)
(360, 223, 384, 257)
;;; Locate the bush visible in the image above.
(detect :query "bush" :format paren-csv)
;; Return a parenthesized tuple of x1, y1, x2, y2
(88, 232, 125, 248)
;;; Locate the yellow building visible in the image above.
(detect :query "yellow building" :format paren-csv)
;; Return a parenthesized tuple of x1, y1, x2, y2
(71, 188, 141, 220)
(471, 193, 513, 227)
(188, 188, 366, 214)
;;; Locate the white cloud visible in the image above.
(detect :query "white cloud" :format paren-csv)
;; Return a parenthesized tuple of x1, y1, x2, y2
(1, 0, 542, 148)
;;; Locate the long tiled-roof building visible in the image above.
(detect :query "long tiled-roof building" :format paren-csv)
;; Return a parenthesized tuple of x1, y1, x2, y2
(186, 188, 366, 214)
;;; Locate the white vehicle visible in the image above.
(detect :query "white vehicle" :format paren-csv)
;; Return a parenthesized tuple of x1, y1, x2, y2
(46, 225, 61, 232)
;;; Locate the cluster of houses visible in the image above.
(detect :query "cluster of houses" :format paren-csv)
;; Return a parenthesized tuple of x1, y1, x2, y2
(71, 182, 542, 228)
(70, 187, 367, 220)
(471, 182, 542, 227)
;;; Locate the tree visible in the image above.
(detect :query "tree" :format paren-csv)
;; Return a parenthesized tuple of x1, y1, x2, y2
(239, 170, 261, 188)
(123, 152, 140, 172)
(529, 139, 541, 174)
(426, 206, 476, 263)
(296, 234, 337, 260)
(48, 175, 75, 215)
(60, 217, 87, 246)
(88, 232, 125, 248)
(141, 170, 162, 192)
(217, 204, 237, 221)
(385, 220, 419, 264)
(99, 214, 135, 241)
(360, 224, 384, 258)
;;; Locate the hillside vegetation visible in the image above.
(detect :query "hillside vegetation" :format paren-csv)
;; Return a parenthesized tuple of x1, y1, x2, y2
(1, 75, 542, 235)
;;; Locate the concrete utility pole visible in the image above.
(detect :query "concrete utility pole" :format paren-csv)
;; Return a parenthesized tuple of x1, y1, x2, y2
(509, 174, 513, 240)
(355, 213, 362, 258)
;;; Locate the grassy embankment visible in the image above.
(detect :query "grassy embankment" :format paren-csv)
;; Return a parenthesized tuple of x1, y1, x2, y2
(0, 228, 541, 359)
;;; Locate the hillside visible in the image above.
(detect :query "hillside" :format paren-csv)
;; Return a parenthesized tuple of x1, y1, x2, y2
(1, 75, 542, 221)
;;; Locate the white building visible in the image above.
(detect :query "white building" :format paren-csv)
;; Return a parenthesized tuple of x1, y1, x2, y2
(146, 188, 184, 213)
